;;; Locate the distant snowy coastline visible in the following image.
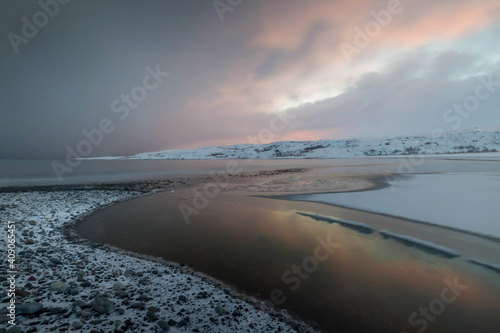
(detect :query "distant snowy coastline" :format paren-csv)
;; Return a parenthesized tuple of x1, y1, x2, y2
(91, 128, 500, 160)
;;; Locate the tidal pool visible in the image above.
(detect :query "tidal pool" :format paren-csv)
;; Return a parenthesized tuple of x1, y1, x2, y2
(77, 192, 500, 333)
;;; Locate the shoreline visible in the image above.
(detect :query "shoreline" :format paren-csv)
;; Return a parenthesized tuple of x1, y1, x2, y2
(62, 190, 318, 332)
(0, 167, 365, 332)
(3, 165, 499, 331)
(0, 189, 319, 332)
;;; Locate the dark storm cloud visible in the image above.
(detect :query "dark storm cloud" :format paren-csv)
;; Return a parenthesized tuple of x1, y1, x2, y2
(0, 0, 214, 158)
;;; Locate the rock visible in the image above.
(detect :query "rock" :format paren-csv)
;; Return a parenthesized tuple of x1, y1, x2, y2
(113, 282, 126, 291)
(157, 320, 170, 331)
(50, 281, 68, 292)
(178, 295, 187, 303)
(116, 308, 125, 315)
(50, 307, 64, 314)
(124, 270, 134, 277)
(14, 289, 30, 298)
(0, 314, 10, 324)
(25, 239, 35, 245)
(49, 257, 62, 265)
(197, 291, 208, 299)
(17, 302, 43, 315)
(177, 319, 188, 327)
(232, 309, 243, 316)
(145, 310, 158, 321)
(73, 300, 89, 308)
(69, 288, 80, 295)
(80, 281, 91, 288)
(90, 297, 115, 315)
(72, 306, 82, 316)
(215, 305, 227, 316)
(130, 302, 146, 309)
(167, 319, 177, 326)
(72, 321, 83, 329)
(6, 327, 22, 333)
(76, 261, 85, 269)
(29, 220, 36, 225)
(118, 291, 129, 298)
(81, 309, 92, 317)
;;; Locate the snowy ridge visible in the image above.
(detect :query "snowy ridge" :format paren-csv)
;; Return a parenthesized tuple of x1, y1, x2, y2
(469, 259, 500, 273)
(103, 128, 500, 160)
(297, 212, 462, 259)
(297, 212, 375, 234)
(379, 230, 461, 258)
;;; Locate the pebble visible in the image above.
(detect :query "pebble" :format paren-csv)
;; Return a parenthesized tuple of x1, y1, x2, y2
(130, 302, 146, 309)
(157, 320, 170, 331)
(215, 305, 227, 316)
(50, 281, 68, 293)
(72, 321, 83, 329)
(113, 282, 126, 290)
(90, 297, 115, 315)
(50, 307, 64, 314)
(17, 303, 43, 315)
(49, 257, 62, 265)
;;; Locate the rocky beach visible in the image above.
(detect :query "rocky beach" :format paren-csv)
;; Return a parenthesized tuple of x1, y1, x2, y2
(0, 187, 316, 333)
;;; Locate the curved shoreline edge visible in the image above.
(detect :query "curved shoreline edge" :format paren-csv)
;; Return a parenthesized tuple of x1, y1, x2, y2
(64, 189, 319, 332)
(0, 189, 319, 332)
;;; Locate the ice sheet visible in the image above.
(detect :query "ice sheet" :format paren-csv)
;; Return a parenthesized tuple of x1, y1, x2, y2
(293, 173, 500, 238)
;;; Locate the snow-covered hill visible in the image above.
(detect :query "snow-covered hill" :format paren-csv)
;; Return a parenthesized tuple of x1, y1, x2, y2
(108, 128, 500, 160)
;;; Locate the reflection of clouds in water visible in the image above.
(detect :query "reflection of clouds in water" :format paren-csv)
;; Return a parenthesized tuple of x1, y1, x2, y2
(345, 284, 361, 297)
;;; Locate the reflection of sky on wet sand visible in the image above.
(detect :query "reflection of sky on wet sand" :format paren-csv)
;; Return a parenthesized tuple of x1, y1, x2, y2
(79, 192, 500, 332)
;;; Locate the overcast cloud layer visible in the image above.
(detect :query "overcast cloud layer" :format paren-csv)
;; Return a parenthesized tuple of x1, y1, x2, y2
(1, 0, 500, 159)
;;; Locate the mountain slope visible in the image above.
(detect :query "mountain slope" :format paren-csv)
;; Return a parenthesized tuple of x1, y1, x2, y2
(112, 128, 500, 160)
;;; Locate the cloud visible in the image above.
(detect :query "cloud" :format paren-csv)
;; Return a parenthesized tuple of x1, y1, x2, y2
(1, 0, 500, 158)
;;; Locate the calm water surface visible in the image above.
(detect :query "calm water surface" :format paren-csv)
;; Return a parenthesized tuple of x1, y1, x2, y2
(78, 192, 500, 333)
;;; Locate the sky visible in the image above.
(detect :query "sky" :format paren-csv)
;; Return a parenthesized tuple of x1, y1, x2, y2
(1, 0, 500, 159)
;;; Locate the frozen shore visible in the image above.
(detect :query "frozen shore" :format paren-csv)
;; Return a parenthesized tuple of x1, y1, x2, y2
(0, 190, 315, 333)
(290, 173, 500, 239)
